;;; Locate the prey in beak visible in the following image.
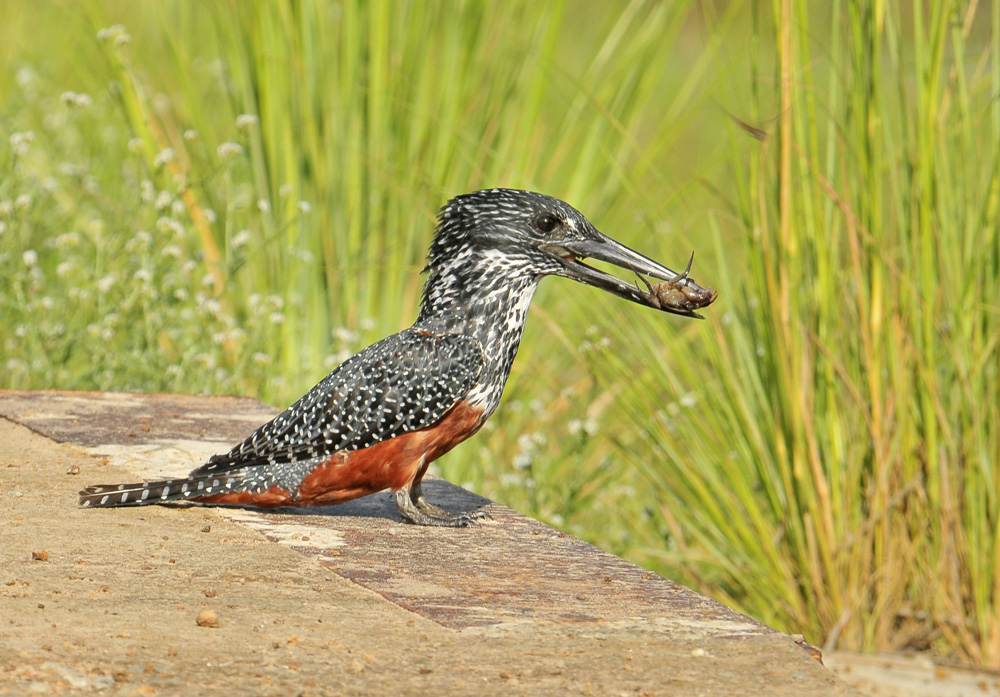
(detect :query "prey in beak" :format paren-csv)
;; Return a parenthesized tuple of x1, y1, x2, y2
(540, 232, 718, 319)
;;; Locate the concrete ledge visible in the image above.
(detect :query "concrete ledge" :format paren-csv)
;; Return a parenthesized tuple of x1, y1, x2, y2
(0, 390, 860, 695)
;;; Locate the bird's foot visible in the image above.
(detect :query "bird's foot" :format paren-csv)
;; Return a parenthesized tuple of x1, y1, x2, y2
(394, 485, 488, 527)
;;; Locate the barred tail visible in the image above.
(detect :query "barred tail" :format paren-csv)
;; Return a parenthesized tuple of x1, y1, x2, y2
(78, 474, 242, 508)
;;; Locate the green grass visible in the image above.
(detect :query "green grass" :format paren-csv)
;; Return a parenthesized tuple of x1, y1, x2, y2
(606, 0, 1000, 664)
(2, 0, 998, 665)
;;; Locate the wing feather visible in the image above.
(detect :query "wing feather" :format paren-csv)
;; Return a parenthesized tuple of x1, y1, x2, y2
(191, 329, 483, 475)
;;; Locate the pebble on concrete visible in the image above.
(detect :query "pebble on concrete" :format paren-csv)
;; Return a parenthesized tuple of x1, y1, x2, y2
(196, 610, 220, 628)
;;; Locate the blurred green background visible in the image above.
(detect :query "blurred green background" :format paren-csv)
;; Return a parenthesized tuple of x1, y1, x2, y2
(2, 0, 998, 665)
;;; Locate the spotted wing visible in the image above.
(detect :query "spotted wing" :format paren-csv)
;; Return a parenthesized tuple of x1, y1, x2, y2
(190, 330, 483, 476)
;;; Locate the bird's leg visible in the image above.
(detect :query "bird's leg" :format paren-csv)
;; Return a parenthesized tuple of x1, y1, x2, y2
(411, 481, 454, 517)
(394, 481, 486, 527)
(632, 271, 660, 309)
(678, 251, 695, 281)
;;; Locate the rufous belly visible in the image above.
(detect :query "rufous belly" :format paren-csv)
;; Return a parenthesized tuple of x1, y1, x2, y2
(193, 401, 485, 507)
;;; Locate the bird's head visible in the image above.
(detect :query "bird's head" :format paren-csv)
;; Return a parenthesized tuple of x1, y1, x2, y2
(424, 189, 717, 319)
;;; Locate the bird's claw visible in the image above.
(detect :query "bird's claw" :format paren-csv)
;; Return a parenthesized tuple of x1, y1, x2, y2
(395, 485, 490, 527)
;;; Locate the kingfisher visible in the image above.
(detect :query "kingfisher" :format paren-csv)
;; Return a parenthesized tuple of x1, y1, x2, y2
(79, 189, 717, 526)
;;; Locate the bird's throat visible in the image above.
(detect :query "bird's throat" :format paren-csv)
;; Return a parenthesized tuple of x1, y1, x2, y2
(416, 254, 541, 416)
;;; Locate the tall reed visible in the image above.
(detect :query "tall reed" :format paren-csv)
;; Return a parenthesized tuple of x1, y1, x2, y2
(609, 1, 1000, 663)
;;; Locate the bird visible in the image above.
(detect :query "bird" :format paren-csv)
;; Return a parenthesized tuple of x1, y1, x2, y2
(79, 189, 717, 526)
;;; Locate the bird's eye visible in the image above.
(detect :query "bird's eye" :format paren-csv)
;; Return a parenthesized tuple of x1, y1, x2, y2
(535, 213, 559, 233)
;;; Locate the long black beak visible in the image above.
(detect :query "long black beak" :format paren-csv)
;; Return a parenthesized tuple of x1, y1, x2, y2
(540, 232, 718, 319)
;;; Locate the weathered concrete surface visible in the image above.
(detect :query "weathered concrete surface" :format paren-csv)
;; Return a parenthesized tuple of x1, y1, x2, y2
(0, 390, 861, 696)
(825, 652, 1000, 697)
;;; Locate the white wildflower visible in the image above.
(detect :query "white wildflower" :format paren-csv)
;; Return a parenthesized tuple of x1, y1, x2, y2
(96, 275, 116, 293)
(97, 24, 126, 41)
(512, 453, 533, 470)
(232, 229, 251, 248)
(22, 250, 38, 267)
(10, 131, 35, 147)
(235, 113, 259, 130)
(10, 131, 34, 156)
(56, 232, 81, 247)
(61, 91, 93, 108)
(332, 327, 356, 343)
(500, 473, 525, 487)
(15, 67, 34, 87)
(156, 216, 184, 236)
(517, 433, 535, 453)
(200, 298, 221, 315)
(153, 148, 175, 167)
(216, 141, 243, 159)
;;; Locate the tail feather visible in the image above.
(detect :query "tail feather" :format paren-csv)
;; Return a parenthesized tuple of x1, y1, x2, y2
(78, 474, 243, 508)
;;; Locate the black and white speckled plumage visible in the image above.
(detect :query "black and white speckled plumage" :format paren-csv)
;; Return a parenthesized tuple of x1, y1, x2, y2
(188, 330, 484, 494)
(80, 189, 712, 523)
